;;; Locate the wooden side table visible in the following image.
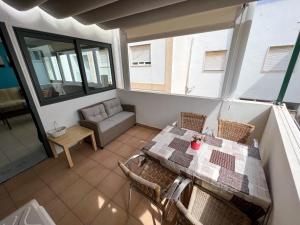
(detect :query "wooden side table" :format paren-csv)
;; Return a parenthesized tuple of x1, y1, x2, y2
(48, 125, 97, 168)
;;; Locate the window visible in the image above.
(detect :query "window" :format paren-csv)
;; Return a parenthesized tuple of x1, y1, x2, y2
(203, 50, 227, 71)
(79, 42, 114, 92)
(128, 29, 233, 98)
(130, 44, 151, 66)
(15, 28, 116, 105)
(262, 45, 294, 72)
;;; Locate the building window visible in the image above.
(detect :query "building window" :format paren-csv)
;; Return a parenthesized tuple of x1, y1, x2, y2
(203, 50, 227, 71)
(15, 28, 116, 106)
(262, 45, 294, 72)
(130, 44, 151, 66)
(128, 29, 233, 98)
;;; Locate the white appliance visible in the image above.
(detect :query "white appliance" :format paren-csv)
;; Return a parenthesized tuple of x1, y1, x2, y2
(0, 199, 55, 225)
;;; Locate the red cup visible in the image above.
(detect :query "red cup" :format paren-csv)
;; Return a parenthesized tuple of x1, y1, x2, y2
(191, 141, 201, 150)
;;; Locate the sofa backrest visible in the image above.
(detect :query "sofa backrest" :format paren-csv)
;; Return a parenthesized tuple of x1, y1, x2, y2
(102, 98, 123, 117)
(0, 87, 22, 103)
(78, 98, 123, 121)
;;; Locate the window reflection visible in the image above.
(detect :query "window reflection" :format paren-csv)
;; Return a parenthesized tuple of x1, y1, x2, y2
(80, 44, 113, 90)
(24, 37, 83, 99)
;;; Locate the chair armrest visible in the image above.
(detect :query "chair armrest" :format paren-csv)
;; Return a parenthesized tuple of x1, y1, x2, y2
(122, 104, 135, 113)
(172, 178, 192, 201)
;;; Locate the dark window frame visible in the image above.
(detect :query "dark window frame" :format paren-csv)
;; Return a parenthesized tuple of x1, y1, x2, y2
(14, 27, 116, 106)
(0, 22, 52, 157)
(76, 39, 116, 95)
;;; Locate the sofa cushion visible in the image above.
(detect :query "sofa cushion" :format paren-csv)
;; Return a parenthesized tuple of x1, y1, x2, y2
(81, 104, 108, 123)
(99, 111, 135, 132)
(103, 98, 123, 117)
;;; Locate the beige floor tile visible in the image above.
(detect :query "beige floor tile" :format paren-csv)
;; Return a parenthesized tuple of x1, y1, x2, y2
(59, 179, 93, 208)
(49, 171, 79, 195)
(45, 198, 70, 223)
(97, 172, 127, 199)
(113, 166, 127, 178)
(110, 144, 137, 158)
(72, 189, 109, 225)
(32, 158, 61, 175)
(126, 126, 140, 136)
(57, 212, 83, 225)
(82, 164, 110, 186)
(104, 140, 123, 152)
(9, 178, 46, 204)
(112, 182, 142, 214)
(0, 196, 16, 220)
(91, 149, 115, 163)
(91, 201, 129, 225)
(72, 159, 98, 177)
(38, 160, 69, 184)
(14, 186, 56, 207)
(99, 153, 124, 170)
(115, 133, 132, 143)
(4, 169, 37, 192)
(126, 136, 148, 149)
(132, 198, 162, 225)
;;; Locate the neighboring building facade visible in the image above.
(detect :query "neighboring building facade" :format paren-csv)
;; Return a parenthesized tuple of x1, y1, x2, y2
(128, 0, 300, 103)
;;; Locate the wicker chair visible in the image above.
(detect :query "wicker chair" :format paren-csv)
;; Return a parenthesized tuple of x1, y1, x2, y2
(217, 119, 255, 144)
(118, 153, 182, 224)
(174, 179, 252, 225)
(180, 112, 207, 133)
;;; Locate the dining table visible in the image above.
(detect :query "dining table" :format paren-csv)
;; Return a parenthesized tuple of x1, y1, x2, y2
(141, 125, 272, 221)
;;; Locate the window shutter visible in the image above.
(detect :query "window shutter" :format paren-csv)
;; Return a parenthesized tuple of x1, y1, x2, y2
(262, 45, 294, 72)
(130, 44, 151, 63)
(204, 50, 227, 71)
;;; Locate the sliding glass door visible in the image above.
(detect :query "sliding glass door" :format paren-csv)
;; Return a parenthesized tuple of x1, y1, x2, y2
(0, 23, 49, 182)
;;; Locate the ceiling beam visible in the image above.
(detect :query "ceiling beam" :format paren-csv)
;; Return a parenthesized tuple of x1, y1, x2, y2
(2, 0, 47, 11)
(40, 0, 118, 19)
(74, 0, 187, 25)
(97, 0, 254, 30)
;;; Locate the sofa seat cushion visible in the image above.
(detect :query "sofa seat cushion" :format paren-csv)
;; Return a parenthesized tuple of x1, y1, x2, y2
(99, 111, 135, 132)
(81, 104, 108, 123)
(103, 98, 123, 117)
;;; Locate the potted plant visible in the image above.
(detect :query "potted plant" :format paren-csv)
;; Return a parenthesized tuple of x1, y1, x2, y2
(191, 134, 203, 150)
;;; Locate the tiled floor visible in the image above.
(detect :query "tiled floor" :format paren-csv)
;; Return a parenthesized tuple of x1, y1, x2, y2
(0, 125, 166, 225)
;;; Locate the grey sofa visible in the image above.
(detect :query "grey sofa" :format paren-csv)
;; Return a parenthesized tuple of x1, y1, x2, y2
(78, 98, 136, 148)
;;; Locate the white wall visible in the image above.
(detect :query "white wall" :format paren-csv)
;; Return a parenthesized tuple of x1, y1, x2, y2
(260, 106, 300, 225)
(178, 29, 233, 97)
(128, 39, 166, 84)
(118, 89, 272, 140)
(235, 0, 300, 103)
(0, 1, 118, 130)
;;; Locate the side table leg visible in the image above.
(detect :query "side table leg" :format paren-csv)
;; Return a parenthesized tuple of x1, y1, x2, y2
(49, 141, 58, 158)
(64, 146, 74, 168)
(90, 133, 97, 151)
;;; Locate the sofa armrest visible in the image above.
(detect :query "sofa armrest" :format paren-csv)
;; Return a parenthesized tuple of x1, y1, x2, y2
(79, 120, 100, 133)
(122, 104, 135, 113)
